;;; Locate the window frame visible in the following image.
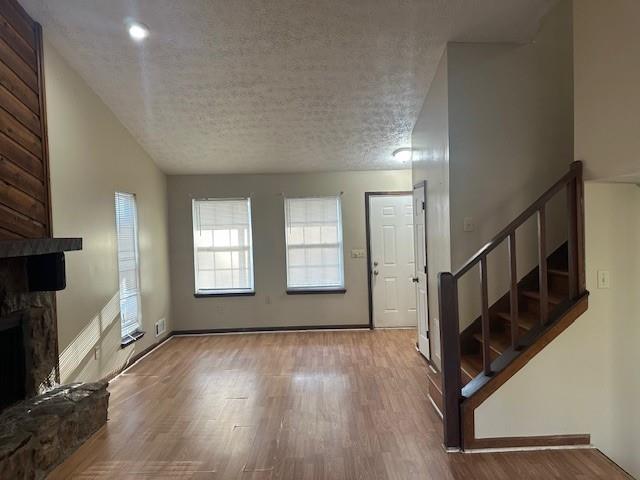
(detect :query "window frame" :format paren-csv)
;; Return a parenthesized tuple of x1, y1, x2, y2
(192, 197, 256, 297)
(283, 195, 346, 294)
(114, 191, 145, 346)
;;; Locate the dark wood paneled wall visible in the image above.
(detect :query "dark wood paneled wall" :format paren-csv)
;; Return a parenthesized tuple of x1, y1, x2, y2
(0, 0, 51, 240)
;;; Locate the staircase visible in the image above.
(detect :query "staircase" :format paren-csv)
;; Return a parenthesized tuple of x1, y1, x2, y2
(459, 244, 570, 387)
(437, 161, 588, 450)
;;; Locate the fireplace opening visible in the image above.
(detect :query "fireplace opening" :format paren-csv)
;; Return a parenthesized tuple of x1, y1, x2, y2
(0, 317, 26, 411)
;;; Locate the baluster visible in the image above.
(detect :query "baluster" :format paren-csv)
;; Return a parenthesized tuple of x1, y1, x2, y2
(438, 272, 461, 449)
(573, 162, 586, 293)
(538, 206, 548, 325)
(509, 232, 519, 348)
(567, 177, 578, 300)
(480, 256, 491, 375)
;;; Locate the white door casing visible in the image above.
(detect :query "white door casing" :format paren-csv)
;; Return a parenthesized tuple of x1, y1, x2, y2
(413, 183, 430, 359)
(369, 195, 417, 328)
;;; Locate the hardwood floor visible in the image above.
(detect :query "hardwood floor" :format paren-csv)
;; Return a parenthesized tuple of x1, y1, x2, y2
(49, 329, 628, 479)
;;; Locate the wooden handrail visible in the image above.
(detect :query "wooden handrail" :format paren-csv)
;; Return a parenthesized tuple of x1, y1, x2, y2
(453, 162, 582, 280)
(438, 161, 586, 450)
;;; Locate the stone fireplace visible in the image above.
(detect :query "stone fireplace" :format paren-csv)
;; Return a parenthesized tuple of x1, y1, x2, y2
(0, 239, 110, 479)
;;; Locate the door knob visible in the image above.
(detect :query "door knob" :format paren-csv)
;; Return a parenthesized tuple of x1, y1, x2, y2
(412, 277, 419, 283)
(373, 270, 379, 276)
(373, 261, 379, 266)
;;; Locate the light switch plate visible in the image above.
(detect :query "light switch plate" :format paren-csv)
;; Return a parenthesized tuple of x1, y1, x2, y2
(597, 270, 610, 289)
(463, 217, 475, 232)
(351, 249, 366, 259)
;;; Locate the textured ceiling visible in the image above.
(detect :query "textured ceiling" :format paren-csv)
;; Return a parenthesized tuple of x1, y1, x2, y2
(21, 0, 556, 174)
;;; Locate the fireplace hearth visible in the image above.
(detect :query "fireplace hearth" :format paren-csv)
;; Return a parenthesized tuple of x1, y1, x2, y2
(0, 238, 110, 479)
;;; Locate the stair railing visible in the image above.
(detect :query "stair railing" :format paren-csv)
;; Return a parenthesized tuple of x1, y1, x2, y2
(438, 161, 585, 449)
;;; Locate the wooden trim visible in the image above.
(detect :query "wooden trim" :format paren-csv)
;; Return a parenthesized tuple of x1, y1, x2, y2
(0, 1, 36, 49)
(453, 165, 580, 279)
(0, 7, 51, 240)
(194, 290, 256, 298)
(438, 272, 462, 449)
(466, 434, 591, 450)
(286, 288, 346, 295)
(479, 256, 491, 375)
(364, 190, 412, 329)
(34, 23, 51, 237)
(537, 206, 548, 325)
(572, 161, 586, 292)
(173, 324, 371, 335)
(508, 232, 519, 347)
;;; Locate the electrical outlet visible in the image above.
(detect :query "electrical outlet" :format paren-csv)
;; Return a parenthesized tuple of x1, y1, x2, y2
(351, 249, 366, 259)
(597, 270, 610, 289)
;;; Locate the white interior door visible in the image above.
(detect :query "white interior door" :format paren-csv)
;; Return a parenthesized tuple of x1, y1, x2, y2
(370, 195, 417, 328)
(413, 183, 430, 359)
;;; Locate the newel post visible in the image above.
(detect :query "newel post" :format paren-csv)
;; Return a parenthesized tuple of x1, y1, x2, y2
(438, 272, 462, 449)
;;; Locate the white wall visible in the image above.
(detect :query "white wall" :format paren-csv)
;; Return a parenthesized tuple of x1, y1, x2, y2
(475, 182, 640, 478)
(411, 51, 450, 369)
(168, 170, 411, 331)
(574, 0, 640, 181)
(411, 0, 574, 346)
(447, 0, 574, 328)
(44, 42, 171, 383)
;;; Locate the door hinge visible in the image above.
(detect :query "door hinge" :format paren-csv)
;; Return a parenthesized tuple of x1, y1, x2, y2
(426, 331, 429, 339)
(424, 266, 427, 274)
(422, 201, 425, 211)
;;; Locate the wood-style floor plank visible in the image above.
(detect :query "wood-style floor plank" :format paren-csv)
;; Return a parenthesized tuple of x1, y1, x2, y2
(49, 330, 629, 479)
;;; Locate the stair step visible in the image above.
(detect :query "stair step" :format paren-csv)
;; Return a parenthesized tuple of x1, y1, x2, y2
(472, 331, 510, 356)
(461, 353, 484, 385)
(522, 290, 562, 305)
(496, 311, 538, 331)
(548, 268, 569, 277)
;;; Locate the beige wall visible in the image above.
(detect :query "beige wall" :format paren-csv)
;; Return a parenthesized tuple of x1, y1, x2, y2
(411, 0, 574, 348)
(44, 42, 171, 383)
(411, 51, 450, 369)
(168, 170, 411, 331)
(475, 182, 640, 478)
(574, 0, 640, 181)
(447, 0, 574, 328)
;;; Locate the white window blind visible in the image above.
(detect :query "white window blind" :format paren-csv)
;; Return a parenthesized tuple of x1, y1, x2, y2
(284, 196, 344, 290)
(192, 198, 254, 294)
(115, 192, 142, 338)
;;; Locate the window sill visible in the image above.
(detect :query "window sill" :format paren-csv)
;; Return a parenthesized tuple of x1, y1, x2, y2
(286, 288, 347, 295)
(121, 330, 145, 348)
(194, 290, 256, 298)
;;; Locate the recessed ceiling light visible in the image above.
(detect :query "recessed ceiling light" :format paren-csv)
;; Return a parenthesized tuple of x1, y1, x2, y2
(392, 147, 412, 162)
(127, 21, 149, 41)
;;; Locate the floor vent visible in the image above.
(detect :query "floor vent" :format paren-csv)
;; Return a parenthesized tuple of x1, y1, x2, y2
(155, 318, 166, 337)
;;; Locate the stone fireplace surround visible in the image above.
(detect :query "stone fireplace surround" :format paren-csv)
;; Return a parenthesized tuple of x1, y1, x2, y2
(0, 239, 110, 479)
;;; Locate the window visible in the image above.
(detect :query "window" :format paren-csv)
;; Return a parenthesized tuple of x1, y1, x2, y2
(115, 192, 143, 342)
(192, 198, 255, 295)
(284, 196, 345, 291)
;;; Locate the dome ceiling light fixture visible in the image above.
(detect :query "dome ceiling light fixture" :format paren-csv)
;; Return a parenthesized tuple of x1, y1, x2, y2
(127, 21, 150, 41)
(392, 147, 412, 163)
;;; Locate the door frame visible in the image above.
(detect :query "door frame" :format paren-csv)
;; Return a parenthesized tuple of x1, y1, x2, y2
(364, 190, 413, 329)
(413, 180, 433, 360)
